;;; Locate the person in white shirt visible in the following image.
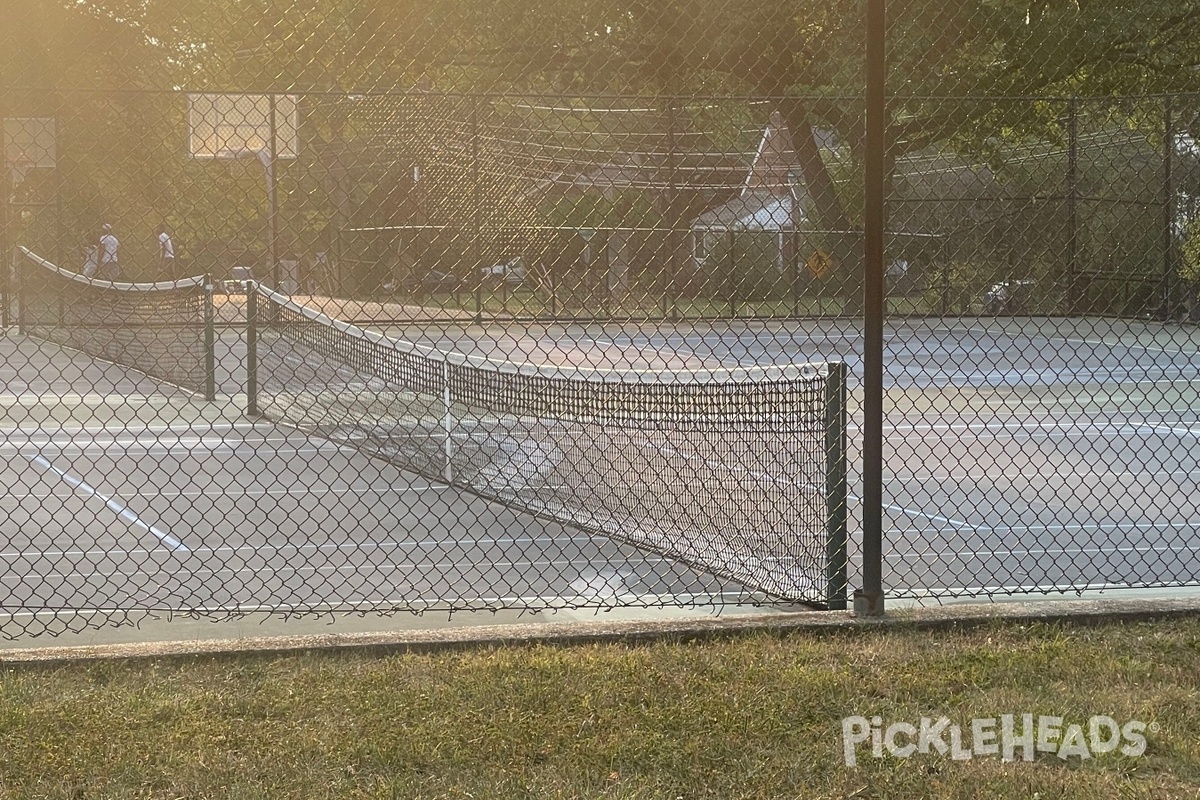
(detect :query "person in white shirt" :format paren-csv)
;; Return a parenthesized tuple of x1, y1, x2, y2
(157, 224, 175, 269)
(97, 224, 120, 280)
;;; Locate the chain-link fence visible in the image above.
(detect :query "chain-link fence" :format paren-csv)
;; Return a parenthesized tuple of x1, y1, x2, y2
(2, 0, 1199, 638)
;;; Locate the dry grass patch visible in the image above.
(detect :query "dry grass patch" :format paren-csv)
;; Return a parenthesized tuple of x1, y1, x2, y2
(0, 618, 1197, 798)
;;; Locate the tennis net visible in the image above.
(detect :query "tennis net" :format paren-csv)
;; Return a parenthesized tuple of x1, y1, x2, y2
(247, 283, 848, 605)
(18, 247, 215, 399)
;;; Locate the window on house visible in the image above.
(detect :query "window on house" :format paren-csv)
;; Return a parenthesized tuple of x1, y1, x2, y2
(693, 230, 708, 263)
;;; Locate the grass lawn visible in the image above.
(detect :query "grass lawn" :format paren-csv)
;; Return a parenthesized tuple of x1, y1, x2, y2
(1, 617, 1198, 798)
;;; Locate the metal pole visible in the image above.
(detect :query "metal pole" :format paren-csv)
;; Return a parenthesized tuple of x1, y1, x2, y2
(825, 360, 849, 610)
(442, 361, 454, 483)
(472, 96, 483, 324)
(856, 0, 886, 617)
(204, 276, 216, 401)
(245, 281, 258, 416)
(1066, 97, 1079, 315)
(667, 99, 679, 320)
(16, 247, 26, 336)
(267, 95, 279, 292)
(791, 228, 801, 317)
(939, 234, 951, 316)
(728, 229, 737, 318)
(1162, 94, 1175, 320)
(1, 156, 9, 330)
(53, 111, 65, 267)
(0, 83, 9, 329)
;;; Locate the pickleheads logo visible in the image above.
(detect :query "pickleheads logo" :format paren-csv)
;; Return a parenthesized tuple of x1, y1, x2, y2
(841, 715, 1152, 766)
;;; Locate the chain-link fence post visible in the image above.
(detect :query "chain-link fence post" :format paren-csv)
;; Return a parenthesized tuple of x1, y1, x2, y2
(1, 157, 9, 331)
(267, 94, 280, 293)
(855, 0, 886, 618)
(1065, 96, 1080, 315)
(1, 80, 10, 331)
(1161, 93, 1175, 321)
(727, 228, 737, 318)
(472, 94, 483, 324)
(246, 281, 258, 416)
(204, 276, 216, 401)
(666, 97, 679, 321)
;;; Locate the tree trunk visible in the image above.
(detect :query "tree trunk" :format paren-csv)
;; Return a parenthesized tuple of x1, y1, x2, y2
(781, 99, 851, 232)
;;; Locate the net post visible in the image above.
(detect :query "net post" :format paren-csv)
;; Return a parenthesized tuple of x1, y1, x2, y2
(246, 281, 258, 416)
(203, 275, 216, 401)
(824, 360, 849, 610)
(442, 360, 454, 483)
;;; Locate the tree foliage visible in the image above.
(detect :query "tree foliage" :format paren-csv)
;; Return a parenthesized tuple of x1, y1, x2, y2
(8, 0, 1200, 271)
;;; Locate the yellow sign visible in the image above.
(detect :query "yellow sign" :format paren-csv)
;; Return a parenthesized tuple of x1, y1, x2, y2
(806, 248, 834, 279)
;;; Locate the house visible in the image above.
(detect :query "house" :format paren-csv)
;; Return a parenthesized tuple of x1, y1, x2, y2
(689, 111, 810, 272)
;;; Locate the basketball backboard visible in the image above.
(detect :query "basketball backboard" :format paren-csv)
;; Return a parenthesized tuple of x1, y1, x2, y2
(187, 94, 299, 159)
(3, 117, 57, 186)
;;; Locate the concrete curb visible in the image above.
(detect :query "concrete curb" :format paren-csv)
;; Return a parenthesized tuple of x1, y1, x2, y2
(2, 596, 1199, 667)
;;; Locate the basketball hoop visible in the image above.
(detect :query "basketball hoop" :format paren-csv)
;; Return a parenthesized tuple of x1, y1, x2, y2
(187, 94, 299, 161)
(211, 148, 274, 176)
(3, 118, 57, 191)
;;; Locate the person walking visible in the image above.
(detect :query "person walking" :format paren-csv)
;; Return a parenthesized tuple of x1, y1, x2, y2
(97, 223, 120, 280)
(157, 223, 175, 271)
(80, 242, 99, 278)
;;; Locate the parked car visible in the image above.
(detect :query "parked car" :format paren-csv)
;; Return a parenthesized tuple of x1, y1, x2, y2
(383, 269, 464, 294)
(421, 270, 464, 291)
(982, 279, 1035, 314)
(481, 256, 526, 284)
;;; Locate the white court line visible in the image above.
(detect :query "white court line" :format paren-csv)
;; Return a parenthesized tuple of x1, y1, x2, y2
(888, 520, 1200, 536)
(6, 485, 448, 501)
(0, 422, 262, 434)
(883, 426, 1195, 444)
(888, 467, 1200, 482)
(1, 442, 369, 458)
(1149, 424, 1200, 439)
(882, 502, 983, 531)
(885, 419, 1178, 434)
(894, 539, 1200, 560)
(892, 582, 1200, 599)
(1052, 335, 1200, 359)
(26, 455, 188, 553)
(846, 493, 983, 531)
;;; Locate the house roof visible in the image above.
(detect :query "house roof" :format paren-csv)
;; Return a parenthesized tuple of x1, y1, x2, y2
(527, 151, 749, 200)
(691, 112, 810, 231)
(691, 189, 804, 230)
(744, 111, 797, 198)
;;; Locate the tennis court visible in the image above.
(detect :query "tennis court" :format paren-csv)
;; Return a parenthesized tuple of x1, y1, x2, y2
(371, 314, 1200, 598)
(3, 248, 1199, 637)
(594, 318, 1198, 596)
(2, 340, 772, 635)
